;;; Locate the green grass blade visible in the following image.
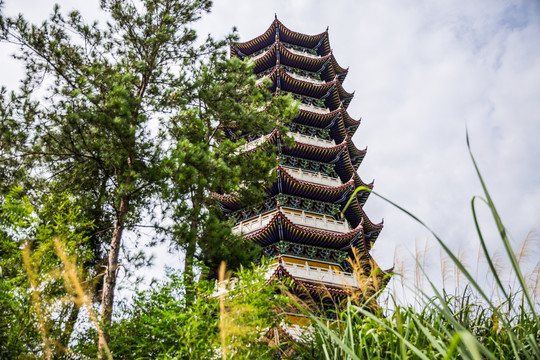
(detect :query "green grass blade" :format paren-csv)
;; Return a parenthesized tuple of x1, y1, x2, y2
(420, 270, 500, 360)
(340, 186, 371, 217)
(361, 309, 433, 360)
(310, 315, 361, 360)
(466, 130, 537, 318)
(459, 331, 483, 360)
(410, 315, 447, 355)
(471, 195, 509, 298)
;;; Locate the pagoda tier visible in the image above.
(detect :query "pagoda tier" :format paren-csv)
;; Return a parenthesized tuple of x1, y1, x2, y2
(223, 200, 381, 246)
(216, 170, 356, 207)
(240, 210, 363, 248)
(251, 41, 348, 84)
(241, 129, 366, 175)
(265, 68, 354, 111)
(268, 260, 356, 296)
(291, 108, 359, 134)
(226, 200, 382, 246)
(218, 20, 388, 310)
(229, 103, 360, 145)
(239, 209, 377, 270)
(266, 254, 394, 301)
(236, 129, 373, 205)
(214, 165, 381, 242)
(232, 19, 334, 62)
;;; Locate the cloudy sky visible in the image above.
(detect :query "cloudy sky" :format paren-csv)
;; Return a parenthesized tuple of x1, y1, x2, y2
(2, 0, 539, 297)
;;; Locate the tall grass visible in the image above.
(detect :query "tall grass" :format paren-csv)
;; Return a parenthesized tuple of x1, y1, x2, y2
(294, 135, 540, 359)
(21, 236, 113, 360)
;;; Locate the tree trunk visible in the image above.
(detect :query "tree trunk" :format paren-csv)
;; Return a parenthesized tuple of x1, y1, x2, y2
(184, 191, 202, 306)
(98, 194, 129, 355)
(183, 217, 198, 306)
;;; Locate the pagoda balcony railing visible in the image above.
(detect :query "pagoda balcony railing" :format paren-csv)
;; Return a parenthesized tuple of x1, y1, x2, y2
(289, 122, 331, 141)
(287, 72, 324, 85)
(228, 193, 341, 224)
(282, 166, 342, 187)
(281, 208, 350, 232)
(290, 132, 335, 148)
(232, 208, 351, 235)
(280, 41, 321, 58)
(279, 155, 338, 178)
(281, 65, 324, 84)
(270, 260, 359, 288)
(281, 64, 321, 79)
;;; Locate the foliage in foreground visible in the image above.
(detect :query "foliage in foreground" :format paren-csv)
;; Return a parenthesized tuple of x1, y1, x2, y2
(70, 262, 289, 359)
(2, 134, 539, 360)
(0, 188, 289, 359)
(1, 145, 538, 360)
(0, 187, 97, 359)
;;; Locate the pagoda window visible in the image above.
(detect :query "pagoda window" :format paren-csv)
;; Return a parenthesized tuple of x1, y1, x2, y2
(277, 194, 342, 218)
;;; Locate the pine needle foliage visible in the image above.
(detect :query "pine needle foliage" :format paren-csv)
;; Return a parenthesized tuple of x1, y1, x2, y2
(0, 0, 296, 353)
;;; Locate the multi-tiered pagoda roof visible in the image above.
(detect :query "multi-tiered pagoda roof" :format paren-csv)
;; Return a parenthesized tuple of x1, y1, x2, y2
(217, 19, 388, 314)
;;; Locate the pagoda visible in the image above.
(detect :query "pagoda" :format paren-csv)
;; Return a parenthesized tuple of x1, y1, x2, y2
(215, 18, 388, 335)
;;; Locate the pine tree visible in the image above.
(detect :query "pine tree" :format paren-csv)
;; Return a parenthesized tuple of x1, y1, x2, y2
(163, 55, 296, 296)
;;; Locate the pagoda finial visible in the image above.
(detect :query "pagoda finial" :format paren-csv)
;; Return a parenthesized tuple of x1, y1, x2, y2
(326, 26, 329, 31)
(275, 13, 278, 19)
